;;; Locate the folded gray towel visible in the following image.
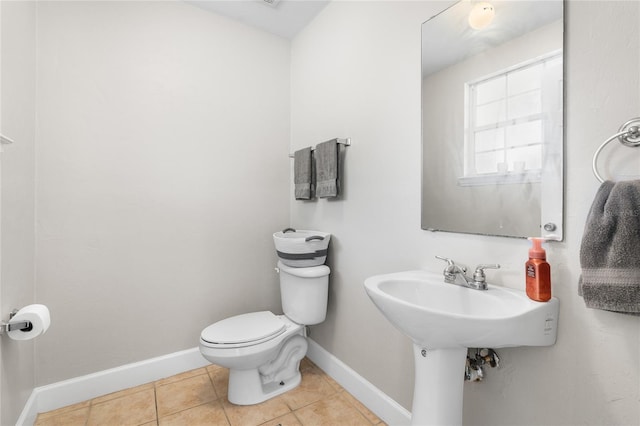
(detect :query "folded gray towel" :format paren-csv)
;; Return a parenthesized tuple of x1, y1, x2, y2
(315, 140, 339, 198)
(294, 147, 313, 200)
(579, 180, 640, 313)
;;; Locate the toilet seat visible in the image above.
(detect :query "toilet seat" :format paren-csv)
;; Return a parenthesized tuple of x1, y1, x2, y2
(201, 311, 287, 349)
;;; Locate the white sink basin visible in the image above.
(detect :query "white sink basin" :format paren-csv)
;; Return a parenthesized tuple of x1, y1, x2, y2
(364, 269, 559, 425)
(364, 270, 558, 349)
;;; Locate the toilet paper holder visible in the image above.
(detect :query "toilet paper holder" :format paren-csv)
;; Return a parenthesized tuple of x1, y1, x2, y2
(0, 309, 33, 334)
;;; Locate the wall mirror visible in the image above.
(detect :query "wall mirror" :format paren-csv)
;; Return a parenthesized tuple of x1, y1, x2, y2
(421, 0, 564, 239)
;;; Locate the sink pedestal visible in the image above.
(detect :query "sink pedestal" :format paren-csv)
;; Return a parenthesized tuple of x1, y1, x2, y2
(412, 345, 467, 426)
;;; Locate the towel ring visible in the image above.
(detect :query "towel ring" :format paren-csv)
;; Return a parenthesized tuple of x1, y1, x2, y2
(592, 117, 640, 182)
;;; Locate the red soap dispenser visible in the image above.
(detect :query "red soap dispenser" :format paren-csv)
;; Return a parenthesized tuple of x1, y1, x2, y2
(525, 237, 551, 302)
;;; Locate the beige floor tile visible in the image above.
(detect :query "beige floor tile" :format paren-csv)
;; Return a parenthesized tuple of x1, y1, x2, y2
(208, 367, 229, 399)
(155, 367, 208, 387)
(222, 396, 291, 426)
(92, 382, 155, 405)
(156, 373, 217, 418)
(35, 406, 89, 426)
(206, 364, 225, 374)
(279, 366, 338, 410)
(259, 412, 302, 426)
(338, 391, 382, 424)
(299, 357, 316, 371)
(36, 400, 90, 421)
(158, 400, 229, 426)
(294, 393, 372, 426)
(87, 388, 156, 426)
(320, 371, 343, 393)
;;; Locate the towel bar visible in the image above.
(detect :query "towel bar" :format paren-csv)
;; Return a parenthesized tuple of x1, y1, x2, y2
(592, 118, 640, 182)
(288, 138, 350, 158)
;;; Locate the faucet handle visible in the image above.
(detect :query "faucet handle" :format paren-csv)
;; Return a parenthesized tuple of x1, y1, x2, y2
(473, 264, 500, 282)
(436, 256, 468, 277)
(435, 255, 455, 267)
(436, 256, 467, 273)
(475, 263, 500, 271)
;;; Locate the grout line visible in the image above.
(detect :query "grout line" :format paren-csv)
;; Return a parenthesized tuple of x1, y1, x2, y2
(219, 399, 232, 426)
(290, 409, 304, 426)
(206, 371, 232, 426)
(153, 385, 159, 426)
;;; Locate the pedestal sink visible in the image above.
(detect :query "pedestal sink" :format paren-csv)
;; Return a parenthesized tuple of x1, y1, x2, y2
(364, 270, 559, 426)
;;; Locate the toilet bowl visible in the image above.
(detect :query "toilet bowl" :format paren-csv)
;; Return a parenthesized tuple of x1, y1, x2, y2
(199, 261, 330, 405)
(200, 311, 307, 404)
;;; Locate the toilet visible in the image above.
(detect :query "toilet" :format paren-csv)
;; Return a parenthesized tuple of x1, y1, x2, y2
(199, 260, 330, 405)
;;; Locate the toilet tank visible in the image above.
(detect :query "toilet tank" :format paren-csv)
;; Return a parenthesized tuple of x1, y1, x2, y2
(277, 261, 330, 325)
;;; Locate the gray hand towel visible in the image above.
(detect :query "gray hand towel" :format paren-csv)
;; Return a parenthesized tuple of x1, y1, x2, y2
(294, 147, 313, 200)
(579, 180, 640, 313)
(315, 140, 339, 198)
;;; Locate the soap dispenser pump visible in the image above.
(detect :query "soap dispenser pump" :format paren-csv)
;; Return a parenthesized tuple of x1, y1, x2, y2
(525, 237, 551, 302)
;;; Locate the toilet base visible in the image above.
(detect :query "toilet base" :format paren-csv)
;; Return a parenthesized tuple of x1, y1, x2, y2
(225, 334, 308, 405)
(228, 368, 302, 405)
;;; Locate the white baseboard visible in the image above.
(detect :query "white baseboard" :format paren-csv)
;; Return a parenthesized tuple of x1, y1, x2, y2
(18, 340, 410, 426)
(17, 347, 210, 426)
(306, 338, 411, 426)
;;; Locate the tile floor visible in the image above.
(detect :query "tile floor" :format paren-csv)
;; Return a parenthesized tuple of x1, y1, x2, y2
(35, 358, 386, 426)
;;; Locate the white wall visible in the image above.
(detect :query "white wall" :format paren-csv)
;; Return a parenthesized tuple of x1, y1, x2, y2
(291, 1, 640, 424)
(0, 1, 37, 424)
(34, 1, 291, 385)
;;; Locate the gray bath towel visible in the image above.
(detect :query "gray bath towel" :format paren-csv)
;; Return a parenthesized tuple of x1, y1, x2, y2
(294, 147, 313, 200)
(315, 140, 339, 198)
(579, 180, 640, 313)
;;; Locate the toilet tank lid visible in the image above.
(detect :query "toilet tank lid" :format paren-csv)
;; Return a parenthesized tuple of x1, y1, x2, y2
(277, 261, 330, 277)
(201, 311, 286, 345)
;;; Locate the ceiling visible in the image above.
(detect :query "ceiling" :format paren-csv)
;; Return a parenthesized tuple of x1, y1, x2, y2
(185, 0, 330, 39)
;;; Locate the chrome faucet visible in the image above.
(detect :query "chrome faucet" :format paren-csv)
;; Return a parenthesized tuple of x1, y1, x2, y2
(435, 256, 500, 290)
